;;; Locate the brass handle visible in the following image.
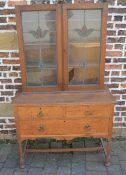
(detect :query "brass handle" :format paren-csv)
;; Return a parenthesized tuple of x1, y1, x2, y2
(38, 125, 45, 132)
(84, 125, 91, 130)
(84, 110, 92, 115)
(37, 111, 44, 118)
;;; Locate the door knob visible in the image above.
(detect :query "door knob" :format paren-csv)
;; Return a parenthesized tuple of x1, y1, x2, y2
(37, 111, 44, 118)
(84, 125, 91, 130)
(38, 125, 45, 132)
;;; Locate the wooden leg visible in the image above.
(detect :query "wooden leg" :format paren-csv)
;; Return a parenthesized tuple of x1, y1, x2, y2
(105, 139, 111, 167)
(18, 141, 25, 169)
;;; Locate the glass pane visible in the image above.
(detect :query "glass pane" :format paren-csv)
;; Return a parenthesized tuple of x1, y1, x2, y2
(41, 69, 57, 86)
(69, 67, 99, 85)
(41, 44, 56, 67)
(27, 68, 42, 86)
(68, 10, 101, 86)
(21, 10, 57, 87)
(26, 68, 57, 87)
(25, 45, 40, 66)
(22, 11, 56, 44)
(25, 44, 56, 68)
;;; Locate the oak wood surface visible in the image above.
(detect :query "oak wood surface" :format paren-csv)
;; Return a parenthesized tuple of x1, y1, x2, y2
(18, 118, 109, 135)
(17, 106, 64, 120)
(13, 89, 115, 105)
(16, 104, 112, 121)
(26, 147, 104, 153)
(65, 104, 111, 118)
(13, 90, 115, 142)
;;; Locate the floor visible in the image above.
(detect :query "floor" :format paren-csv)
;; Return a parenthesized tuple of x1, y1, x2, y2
(0, 139, 126, 175)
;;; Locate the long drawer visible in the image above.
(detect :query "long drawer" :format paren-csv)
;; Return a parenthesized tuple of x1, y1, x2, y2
(18, 118, 109, 136)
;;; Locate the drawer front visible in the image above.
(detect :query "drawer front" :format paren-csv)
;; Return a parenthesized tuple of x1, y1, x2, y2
(17, 106, 64, 120)
(19, 118, 109, 136)
(66, 105, 110, 118)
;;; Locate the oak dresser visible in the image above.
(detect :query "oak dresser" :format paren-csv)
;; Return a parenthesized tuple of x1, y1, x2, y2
(12, 2, 116, 168)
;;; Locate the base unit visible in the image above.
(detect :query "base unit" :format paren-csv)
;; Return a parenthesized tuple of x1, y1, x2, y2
(13, 90, 115, 168)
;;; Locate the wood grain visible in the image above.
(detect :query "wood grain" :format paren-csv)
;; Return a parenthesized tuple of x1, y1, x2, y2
(18, 118, 109, 136)
(13, 89, 115, 106)
(17, 106, 64, 120)
(65, 104, 112, 118)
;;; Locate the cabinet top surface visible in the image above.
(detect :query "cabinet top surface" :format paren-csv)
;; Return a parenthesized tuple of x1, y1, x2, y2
(12, 89, 116, 106)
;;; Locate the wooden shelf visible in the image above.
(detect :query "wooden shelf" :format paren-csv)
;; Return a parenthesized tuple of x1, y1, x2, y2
(68, 29, 100, 32)
(25, 43, 56, 46)
(69, 42, 100, 48)
(69, 64, 99, 68)
(68, 19, 101, 22)
(26, 62, 56, 67)
(26, 67, 57, 71)
(23, 31, 56, 34)
(23, 19, 55, 22)
(27, 83, 57, 87)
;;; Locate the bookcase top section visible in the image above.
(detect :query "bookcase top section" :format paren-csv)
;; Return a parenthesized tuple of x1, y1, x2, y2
(16, 3, 108, 92)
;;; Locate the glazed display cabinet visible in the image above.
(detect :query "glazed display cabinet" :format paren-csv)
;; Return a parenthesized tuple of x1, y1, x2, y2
(12, 2, 116, 168)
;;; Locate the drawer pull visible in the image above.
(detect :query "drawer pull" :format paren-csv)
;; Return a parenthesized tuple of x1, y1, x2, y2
(38, 125, 45, 132)
(84, 111, 92, 115)
(37, 111, 44, 118)
(84, 125, 91, 130)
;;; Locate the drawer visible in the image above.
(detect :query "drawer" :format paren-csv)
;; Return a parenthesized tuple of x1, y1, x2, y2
(17, 106, 64, 120)
(19, 118, 109, 136)
(66, 105, 110, 118)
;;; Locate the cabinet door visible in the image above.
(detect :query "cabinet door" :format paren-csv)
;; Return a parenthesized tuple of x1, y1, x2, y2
(63, 3, 107, 90)
(16, 5, 62, 92)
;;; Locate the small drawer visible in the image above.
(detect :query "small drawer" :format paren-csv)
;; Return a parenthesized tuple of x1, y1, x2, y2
(17, 106, 64, 120)
(19, 118, 109, 137)
(66, 105, 110, 118)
